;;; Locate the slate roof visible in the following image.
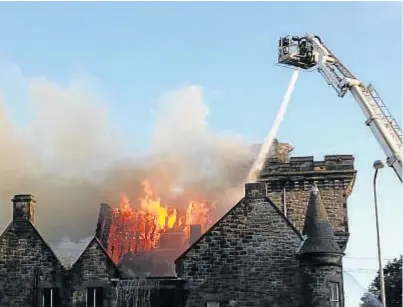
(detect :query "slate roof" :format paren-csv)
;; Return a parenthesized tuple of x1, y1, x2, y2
(300, 184, 342, 255)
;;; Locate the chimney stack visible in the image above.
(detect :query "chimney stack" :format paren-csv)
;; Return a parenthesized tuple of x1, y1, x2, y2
(12, 194, 35, 224)
(95, 203, 114, 249)
(245, 182, 267, 199)
(189, 224, 202, 245)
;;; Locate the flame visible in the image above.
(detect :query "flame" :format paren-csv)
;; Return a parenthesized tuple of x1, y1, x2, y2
(106, 180, 216, 263)
(168, 209, 177, 228)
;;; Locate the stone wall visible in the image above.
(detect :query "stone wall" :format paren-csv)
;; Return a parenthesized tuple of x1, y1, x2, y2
(175, 183, 303, 307)
(260, 155, 356, 251)
(68, 238, 119, 307)
(0, 194, 187, 307)
(300, 257, 344, 307)
(0, 221, 66, 307)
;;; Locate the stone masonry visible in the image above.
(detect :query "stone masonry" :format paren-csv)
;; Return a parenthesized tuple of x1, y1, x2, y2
(0, 195, 66, 307)
(0, 195, 185, 307)
(175, 180, 350, 307)
(68, 237, 119, 307)
(175, 183, 304, 307)
(0, 145, 356, 307)
(260, 155, 356, 251)
(299, 184, 345, 307)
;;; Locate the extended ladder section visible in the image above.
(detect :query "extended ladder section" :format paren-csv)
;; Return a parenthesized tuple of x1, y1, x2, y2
(278, 34, 402, 182)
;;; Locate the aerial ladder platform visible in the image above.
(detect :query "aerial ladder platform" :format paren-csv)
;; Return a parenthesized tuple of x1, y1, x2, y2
(277, 34, 402, 182)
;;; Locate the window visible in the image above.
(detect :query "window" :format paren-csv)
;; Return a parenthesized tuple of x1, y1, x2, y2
(43, 288, 60, 307)
(206, 302, 220, 307)
(86, 287, 104, 307)
(330, 282, 340, 307)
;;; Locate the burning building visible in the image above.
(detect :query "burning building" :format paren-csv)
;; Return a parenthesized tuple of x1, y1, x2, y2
(95, 180, 216, 276)
(0, 141, 357, 307)
(0, 194, 187, 307)
(95, 140, 294, 277)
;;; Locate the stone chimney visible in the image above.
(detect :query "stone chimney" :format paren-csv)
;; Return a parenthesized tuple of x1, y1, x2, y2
(245, 182, 267, 199)
(95, 203, 114, 249)
(12, 194, 35, 224)
(189, 224, 202, 245)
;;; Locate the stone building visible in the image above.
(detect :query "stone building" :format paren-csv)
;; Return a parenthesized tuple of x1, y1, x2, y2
(0, 146, 356, 307)
(0, 195, 186, 307)
(174, 154, 356, 307)
(0, 195, 67, 307)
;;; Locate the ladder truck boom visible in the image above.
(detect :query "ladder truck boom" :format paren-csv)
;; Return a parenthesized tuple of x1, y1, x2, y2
(278, 34, 402, 182)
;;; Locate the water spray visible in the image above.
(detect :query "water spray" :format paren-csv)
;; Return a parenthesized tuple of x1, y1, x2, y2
(247, 69, 300, 183)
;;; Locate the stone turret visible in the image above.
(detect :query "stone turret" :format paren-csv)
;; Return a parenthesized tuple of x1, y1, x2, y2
(299, 184, 345, 307)
(260, 154, 356, 251)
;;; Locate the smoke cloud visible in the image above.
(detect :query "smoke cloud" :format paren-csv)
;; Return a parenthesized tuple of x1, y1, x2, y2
(0, 65, 253, 243)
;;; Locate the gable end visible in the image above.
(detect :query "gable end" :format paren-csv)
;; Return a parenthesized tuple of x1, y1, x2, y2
(71, 237, 119, 273)
(175, 195, 303, 264)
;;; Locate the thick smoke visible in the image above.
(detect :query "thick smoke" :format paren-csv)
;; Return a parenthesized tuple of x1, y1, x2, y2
(0, 66, 253, 243)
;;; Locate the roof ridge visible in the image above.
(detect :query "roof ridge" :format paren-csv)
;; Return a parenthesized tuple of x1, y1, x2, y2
(70, 236, 119, 272)
(6, 221, 68, 271)
(175, 194, 303, 264)
(27, 222, 68, 271)
(175, 197, 246, 263)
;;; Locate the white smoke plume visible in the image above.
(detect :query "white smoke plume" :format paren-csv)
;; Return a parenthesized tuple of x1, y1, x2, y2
(0, 64, 253, 242)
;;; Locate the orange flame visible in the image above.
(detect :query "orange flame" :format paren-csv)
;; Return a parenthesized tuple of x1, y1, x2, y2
(106, 180, 216, 263)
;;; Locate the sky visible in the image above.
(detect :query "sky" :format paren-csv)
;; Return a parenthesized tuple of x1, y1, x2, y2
(0, 1, 401, 306)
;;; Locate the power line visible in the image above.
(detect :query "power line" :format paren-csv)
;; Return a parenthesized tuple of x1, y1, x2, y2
(344, 268, 378, 272)
(345, 256, 396, 261)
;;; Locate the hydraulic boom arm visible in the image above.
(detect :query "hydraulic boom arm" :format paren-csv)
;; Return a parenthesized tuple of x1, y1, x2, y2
(278, 34, 402, 182)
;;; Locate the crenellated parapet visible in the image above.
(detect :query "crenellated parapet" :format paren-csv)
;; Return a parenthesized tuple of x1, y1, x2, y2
(258, 155, 356, 251)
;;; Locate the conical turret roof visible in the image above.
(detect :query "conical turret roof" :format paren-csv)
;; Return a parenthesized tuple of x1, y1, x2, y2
(300, 184, 342, 255)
